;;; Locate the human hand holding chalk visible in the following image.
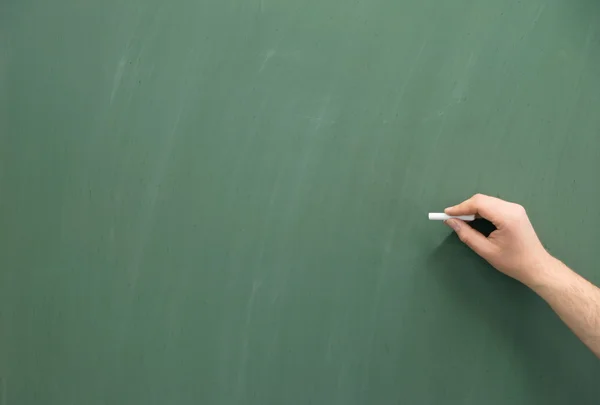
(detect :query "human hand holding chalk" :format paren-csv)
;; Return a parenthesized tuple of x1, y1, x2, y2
(428, 213, 475, 221)
(439, 194, 551, 285)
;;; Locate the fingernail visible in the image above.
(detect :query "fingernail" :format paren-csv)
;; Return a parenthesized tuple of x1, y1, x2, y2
(445, 219, 460, 231)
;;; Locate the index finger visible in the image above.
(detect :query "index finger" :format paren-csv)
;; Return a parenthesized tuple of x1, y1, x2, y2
(445, 194, 504, 226)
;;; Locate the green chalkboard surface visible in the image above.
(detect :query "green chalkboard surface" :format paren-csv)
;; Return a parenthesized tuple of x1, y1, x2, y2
(2, 0, 600, 403)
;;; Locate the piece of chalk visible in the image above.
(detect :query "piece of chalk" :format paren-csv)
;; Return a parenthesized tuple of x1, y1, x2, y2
(428, 213, 475, 221)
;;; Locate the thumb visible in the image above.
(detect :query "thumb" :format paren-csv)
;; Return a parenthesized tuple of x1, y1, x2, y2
(445, 219, 494, 258)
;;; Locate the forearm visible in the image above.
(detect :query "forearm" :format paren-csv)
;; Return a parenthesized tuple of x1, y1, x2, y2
(527, 256, 600, 358)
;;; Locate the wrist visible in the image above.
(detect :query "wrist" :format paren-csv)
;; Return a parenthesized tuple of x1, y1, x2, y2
(522, 253, 568, 292)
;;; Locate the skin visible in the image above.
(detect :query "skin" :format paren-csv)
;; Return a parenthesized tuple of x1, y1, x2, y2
(445, 194, 600, 358)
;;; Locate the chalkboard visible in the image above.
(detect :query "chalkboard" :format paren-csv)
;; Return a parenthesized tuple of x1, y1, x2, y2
(2, 0, 600, 403)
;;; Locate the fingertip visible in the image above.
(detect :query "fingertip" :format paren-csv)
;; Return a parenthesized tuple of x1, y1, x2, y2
(444, 205, 456, 214)
(445, 218, 460, 231)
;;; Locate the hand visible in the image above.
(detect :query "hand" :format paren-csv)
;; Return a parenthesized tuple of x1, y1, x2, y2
(444, 194, 551, 286)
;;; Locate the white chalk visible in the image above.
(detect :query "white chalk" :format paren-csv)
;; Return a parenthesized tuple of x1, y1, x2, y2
(428, 213, 475, 221)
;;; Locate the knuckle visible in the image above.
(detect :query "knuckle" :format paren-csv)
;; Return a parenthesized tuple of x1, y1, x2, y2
(513, 203, 526, 215)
